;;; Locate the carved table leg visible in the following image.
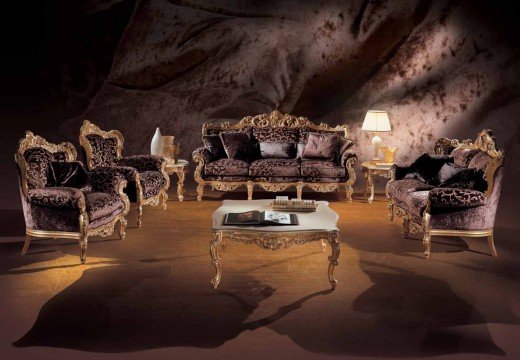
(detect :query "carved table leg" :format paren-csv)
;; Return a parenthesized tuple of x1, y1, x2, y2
(210, 231, 223, 289)
(137, 203, 143, 228)
(363, 168, 368, 197)
(162, 190, 168, 210)
(327, 232, 340, 289)
(177, 169, 185, 202)
(119, 217, 127, 239)
(345, 185, 353, 203)
(321, 239, 327, 251)
(388, 201, 394, 221)
(368, 170, 374, 203)
(80, 236, 88, 264)
(402, 217, 410, 238)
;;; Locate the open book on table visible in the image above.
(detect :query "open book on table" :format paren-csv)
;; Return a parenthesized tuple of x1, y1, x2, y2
(223, 210, 298, 226)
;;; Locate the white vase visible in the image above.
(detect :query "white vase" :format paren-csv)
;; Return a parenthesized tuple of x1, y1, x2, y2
(151, 127, 163, 155)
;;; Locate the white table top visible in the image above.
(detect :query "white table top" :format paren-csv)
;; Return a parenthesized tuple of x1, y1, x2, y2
(212, 200, 339, 232)
(164, 159, 188, 168)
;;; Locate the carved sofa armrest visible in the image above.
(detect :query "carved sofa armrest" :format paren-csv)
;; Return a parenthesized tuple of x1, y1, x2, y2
(340, 151, 357, 167)
(27, 187, 86, 209)
(118, 155, 165, 172)
(428, 187, 487, 209)
(192, 147, 213, 165)
(89, 169, 127, 195)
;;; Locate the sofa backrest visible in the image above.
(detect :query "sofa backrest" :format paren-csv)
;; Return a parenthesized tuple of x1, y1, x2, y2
(79, 120, 124, 170)
(434, 129, 504, 197)
(202, 110, 350, 145)
(15, 132, 77, 193)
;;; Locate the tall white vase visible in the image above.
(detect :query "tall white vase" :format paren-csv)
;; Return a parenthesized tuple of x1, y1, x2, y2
(151, 127, 163, 155)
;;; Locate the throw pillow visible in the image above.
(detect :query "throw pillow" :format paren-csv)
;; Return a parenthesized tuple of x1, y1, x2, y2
(302, 132, 339, 160)
(49, 161, 90, 189)
(259, 142, 295, 159)
(436, 163, 464, 184)
(468, 151, 493, 171)
(296, 143, 305, 158)
(450, 147, 478, 167)
(202, 135, 225, 159)
(219, 132, 253, 160)
(334, 137, 354, 164)
(438, 168, 487, 192)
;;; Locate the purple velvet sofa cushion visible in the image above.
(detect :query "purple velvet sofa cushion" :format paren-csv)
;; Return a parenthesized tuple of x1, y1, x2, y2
(220, 132, 254, 160)
(450, 148, 479, 167)
(85, 134, 119, 168)
(202, 135, 226, 160)
(205, 159, 250, 176)
(249, 159, 300, 177)
(139, 171, 167, 199)
(49, 161, 90, 189)
(85, 192, 124, 221)
(468, 151, 493, 171)
(335, 138, 354, 165)
(302, 132, 339, 160)
(429, 188, 487, 209)
(27, 187, 85, 209)
(23, 147, 68, 189)
(301, 160, 346, 178)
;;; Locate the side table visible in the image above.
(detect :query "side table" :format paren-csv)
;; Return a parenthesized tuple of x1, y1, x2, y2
(165, 159, 189, 201)
(361, 161, 393, 203)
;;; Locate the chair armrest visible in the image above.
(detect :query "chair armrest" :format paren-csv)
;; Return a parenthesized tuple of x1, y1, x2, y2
(429, 188, 487, 209)
(27, 187, 86, 209)
(118, 155, 165, 172)
(340, 151, 357, 167)
(192, 147, 213, 164)
(89, 169, 127, 195)
(91, 166, 139, 184)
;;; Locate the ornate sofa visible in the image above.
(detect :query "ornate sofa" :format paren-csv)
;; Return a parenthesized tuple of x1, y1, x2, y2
(15, 132, 130, 263)
(386, 130, 504, 258)
(79, 121, 170, 227)
(192, 111, 357, 201)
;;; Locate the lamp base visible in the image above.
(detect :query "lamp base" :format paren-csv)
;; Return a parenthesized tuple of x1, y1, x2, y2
(370, 133, 382, 163)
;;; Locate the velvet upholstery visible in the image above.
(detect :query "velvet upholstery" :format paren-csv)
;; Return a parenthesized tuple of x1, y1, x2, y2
(450, 148, 478, 167)
(250, 159, 300, 177)
(139, 171, 167, 198)
(27, 187, 86, 209)
(85, 192, 124, 221)
(335, 138, 354, 165)
(301, 160, 346, 178)
(205, 159, 250, 176)
(468, 151, 493, 171)
(438, 168, 487, 192)
(429, 188, 487, 209)
(219, 132, 254, 160)
(252, 127, 299, 143)
(394, 153, 453, 185)
(299, 129, 344, 143)
(259, 142, 295, 159)
(118, 155, 164, 172)
(85, 134, 119, 167)
(23, 148, 67, 189)
(49, 161, 90, 189)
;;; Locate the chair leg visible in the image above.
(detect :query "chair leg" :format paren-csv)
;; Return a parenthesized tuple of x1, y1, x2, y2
(388, 202, 394, 221)
(401, 218, 410, 238)
(162, 190, 168, 210)
(80, 235, 88, 264)
(487, 232, 497, 257)
(296, 182, 303, 200)
(137, 203, 143, 228)
(21, 235, 31, 256)
(119, 218, 127, 239)
(423, 231, 431, 259)
(197, 184, 205, 202)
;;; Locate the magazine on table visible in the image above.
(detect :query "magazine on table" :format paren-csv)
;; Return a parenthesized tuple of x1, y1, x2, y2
(223, 210, 298, 226)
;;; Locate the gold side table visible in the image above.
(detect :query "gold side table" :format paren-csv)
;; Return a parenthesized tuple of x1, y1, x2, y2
(361, 161, 393, 203)
(165, 159, 189, 201)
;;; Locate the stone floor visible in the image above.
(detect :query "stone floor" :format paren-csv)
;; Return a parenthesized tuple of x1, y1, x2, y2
(1, 188, 519, 360)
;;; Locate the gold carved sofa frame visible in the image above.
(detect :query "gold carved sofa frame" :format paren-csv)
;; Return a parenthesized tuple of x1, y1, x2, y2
(387, 129, 504, 258)
(193, 111, 357, 201)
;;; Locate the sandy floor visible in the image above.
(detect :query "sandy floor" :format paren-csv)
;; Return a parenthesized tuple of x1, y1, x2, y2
(1, 188, 519, 360)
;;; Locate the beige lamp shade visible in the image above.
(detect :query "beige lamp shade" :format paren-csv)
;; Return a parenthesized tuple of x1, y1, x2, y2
(362, 110, 391, 132)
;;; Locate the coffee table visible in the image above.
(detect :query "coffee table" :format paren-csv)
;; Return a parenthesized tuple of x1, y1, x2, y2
(210, 200, 340, 290)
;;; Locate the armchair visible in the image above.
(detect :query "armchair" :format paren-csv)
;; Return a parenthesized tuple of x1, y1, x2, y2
(15, 132, 130, 263)
(79, 121, 170, 227)
(386, 130, 504, 258)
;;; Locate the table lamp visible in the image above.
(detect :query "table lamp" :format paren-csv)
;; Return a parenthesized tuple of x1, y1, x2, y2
(362, 110, 391, 163)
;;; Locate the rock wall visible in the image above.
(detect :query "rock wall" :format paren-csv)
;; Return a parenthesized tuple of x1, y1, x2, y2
(61, 0, 520, 224)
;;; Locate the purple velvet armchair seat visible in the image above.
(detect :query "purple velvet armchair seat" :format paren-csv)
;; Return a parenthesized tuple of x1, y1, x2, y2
(386, 130, 504, 258)
(79, 121, 170, 227)
(192, 111, 357, 201)
(15, 132, 130, 263)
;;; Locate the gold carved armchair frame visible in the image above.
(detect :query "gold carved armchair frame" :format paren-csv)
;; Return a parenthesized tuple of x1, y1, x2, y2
(79, 120, 170, 227)
(387, 129, 504, 258)
(193, 110, 357, 201)
(15, 131, 130, 263)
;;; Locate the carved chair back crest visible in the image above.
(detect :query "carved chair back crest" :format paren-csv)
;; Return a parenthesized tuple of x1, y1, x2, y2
(434, 129, 504, 197)
(201, 110, 350, 139)
(79, 120, 124, 170)
(15, 131, 77, 195)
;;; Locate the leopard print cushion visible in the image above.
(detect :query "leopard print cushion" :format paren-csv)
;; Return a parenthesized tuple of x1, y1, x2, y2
(429, 188, 487, 209)
(301, 160, 346, 178)
(86, 134, 119, 168)
(252, 127, 299, 143)
(23, 148, 67, 189)
(27, 187, 85, 209)
(249, 159, 300, 177)
(139, 171, 167, 199)
(205, 159, 250, 176)
(118, 155, 164, 172)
